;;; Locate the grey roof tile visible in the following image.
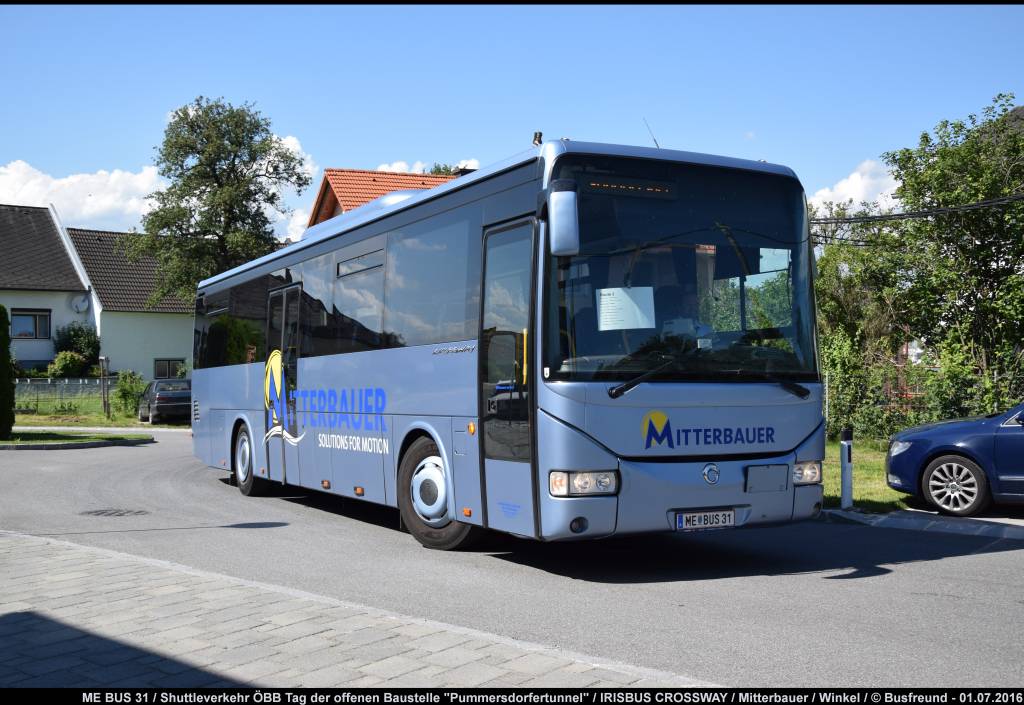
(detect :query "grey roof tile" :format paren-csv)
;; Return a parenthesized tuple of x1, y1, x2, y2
(0, 204, 86, 292)
(67, 228, 192, 314)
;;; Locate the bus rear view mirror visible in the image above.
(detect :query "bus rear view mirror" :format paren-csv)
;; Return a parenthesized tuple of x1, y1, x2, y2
(548, 179, 580, 257)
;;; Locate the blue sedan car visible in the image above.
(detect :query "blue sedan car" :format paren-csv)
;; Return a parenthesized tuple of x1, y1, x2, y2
(886, 401, 1024, 516)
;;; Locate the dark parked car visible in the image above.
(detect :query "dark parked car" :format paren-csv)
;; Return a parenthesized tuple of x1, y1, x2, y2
(886, 401, 1024, 516)
(138, 380, 192, 424)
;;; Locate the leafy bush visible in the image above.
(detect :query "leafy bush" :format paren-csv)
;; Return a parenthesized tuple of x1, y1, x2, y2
(53, 322, 101, 365)
(0, 305, 14, 439)
(46, 351, 88, 379)
(52, 401, 80, 415)
(114, 370, 146, 414)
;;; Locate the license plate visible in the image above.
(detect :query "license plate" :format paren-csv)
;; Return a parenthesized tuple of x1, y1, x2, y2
(677, 509, 735, 531)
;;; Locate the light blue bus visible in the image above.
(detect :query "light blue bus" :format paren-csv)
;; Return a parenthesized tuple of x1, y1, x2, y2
(191, 140, 824, 550)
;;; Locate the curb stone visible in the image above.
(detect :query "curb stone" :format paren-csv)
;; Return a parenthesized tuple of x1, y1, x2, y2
(822, 508, 1024, 541)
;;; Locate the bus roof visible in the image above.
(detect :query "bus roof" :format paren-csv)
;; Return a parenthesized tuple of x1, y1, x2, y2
(197, 140, 798, 290)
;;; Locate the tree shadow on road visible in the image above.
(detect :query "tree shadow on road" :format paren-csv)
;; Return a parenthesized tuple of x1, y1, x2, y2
(0, 611, 245, 687)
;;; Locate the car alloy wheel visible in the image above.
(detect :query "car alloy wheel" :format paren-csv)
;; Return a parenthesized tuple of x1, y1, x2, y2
(922, 455, 990, 517)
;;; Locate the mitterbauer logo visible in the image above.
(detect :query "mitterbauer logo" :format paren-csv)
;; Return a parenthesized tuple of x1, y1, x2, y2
(641, 409, 777, 450)
(642, 410, 674, 449)
(264, 349, 304, 446)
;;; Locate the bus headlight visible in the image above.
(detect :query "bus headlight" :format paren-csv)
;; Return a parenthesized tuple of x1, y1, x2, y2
(792, 461, 822, 485)
(549, 471, 618, 497)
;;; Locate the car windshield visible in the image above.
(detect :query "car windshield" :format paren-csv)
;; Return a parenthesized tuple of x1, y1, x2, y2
(543, 155, 818, 383)
(156, 381, 190, 392)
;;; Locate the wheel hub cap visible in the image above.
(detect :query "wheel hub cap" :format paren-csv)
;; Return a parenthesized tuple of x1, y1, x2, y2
(235, 435, 250, 483)
(929, 462, 977, 511)
(411, 456, 449, 527)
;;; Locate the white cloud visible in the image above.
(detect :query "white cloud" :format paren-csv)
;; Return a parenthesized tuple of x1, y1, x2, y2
(270, 135, 317, 241)
(277, 134, 318, 180)
(377, 160, 428, 174)
(809, 159, 900, 211)
(285, 208, 310, 241)
(0, 134, 317, 239)
(376, 158, 480, 174)
(0, 159, 164, 231)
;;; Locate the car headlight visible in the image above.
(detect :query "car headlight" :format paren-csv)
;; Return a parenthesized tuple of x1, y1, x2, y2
(792, 461, 822, 485)
(549, 471, 618, 497)
(889, 440, 912, 457)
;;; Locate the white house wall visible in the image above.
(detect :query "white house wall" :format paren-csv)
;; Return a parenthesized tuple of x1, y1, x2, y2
(1, 290, 94, 367)
(99, 311, 193, 379)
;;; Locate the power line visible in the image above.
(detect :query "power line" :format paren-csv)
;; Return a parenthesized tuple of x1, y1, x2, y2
(809, 191, 1024, 226)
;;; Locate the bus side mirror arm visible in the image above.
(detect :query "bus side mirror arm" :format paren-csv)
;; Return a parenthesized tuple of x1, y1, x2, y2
(546, 179, 580, 257)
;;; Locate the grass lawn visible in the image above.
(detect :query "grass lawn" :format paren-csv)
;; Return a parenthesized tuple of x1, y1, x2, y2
(13, 412, 183, 429)
(0, 431, 152, 445)
(14, 395, 184, 428)
(823, 439, 917, 513)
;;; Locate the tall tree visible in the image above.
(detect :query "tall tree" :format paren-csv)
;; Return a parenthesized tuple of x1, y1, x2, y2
(125, 96, 312, 304)
(882, 94, 1024, 397)
(429, 162, 456, 175)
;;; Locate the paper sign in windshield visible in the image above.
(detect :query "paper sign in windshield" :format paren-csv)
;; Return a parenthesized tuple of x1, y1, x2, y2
(596, 287, 655, 331)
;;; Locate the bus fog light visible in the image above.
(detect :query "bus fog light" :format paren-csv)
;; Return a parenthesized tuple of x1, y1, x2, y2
(549, 471, 618, 497)
(793, 461, 821, 485)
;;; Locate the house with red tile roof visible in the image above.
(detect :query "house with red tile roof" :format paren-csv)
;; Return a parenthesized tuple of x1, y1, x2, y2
(307, 169, 456, 227)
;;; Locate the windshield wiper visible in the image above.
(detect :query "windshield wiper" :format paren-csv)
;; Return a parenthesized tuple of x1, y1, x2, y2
(722, 369, 811, 399)
(607, 352, 698, 399)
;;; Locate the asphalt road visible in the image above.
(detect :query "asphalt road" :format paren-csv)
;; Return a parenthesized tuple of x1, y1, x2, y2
(2, 432, 1023, 686)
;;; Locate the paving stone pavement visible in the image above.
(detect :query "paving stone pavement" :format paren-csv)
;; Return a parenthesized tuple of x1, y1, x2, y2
(0, 531, 709, 688)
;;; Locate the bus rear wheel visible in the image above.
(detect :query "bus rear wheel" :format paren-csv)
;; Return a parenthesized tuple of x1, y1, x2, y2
(234, 425, 264, 497)
(398, 436, 479, 550)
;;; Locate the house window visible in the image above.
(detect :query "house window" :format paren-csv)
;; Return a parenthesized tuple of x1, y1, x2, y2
(154, 358, 186, 379)
(10, 310, 50, 339)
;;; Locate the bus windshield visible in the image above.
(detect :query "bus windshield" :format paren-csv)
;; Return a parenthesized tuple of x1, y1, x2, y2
(544, 155, 818, 384)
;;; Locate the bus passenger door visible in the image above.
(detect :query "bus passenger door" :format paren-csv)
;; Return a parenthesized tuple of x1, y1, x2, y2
(266, 285, 302, 486)
(479, 220, 536, 537)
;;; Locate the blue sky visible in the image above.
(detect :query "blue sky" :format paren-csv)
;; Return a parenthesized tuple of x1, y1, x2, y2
(1, 5, 1021, 237)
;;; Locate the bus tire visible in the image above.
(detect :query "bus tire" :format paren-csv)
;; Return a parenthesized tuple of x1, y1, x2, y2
(398, 436, 479, 550)
(234, 424, 263, 497)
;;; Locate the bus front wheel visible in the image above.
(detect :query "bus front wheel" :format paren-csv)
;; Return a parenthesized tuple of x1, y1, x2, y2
(234, 425, 264, 497)
(398, 436, 479, 550)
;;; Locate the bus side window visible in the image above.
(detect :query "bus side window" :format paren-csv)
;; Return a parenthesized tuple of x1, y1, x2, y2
(334, 249, 385, 353)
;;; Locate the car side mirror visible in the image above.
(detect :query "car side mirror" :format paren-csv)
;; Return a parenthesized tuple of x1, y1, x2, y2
(547, 179, 580, 257)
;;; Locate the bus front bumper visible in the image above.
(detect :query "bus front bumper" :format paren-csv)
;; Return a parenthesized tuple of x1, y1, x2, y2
(538, 455, 823, 541)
